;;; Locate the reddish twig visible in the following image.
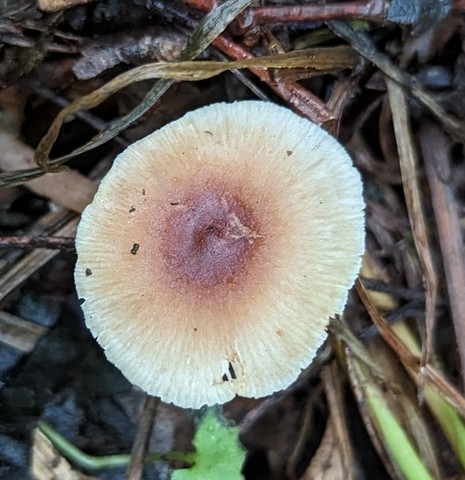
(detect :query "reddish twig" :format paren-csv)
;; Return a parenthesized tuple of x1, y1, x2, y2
(185, 0, 386, 34)
(185, 0, 351, 132)
(213, 35, 337, 131)
(235, 0, 386, 34)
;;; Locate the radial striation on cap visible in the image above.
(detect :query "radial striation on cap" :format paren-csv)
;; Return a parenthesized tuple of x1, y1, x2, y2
(74, 101, 365, 409)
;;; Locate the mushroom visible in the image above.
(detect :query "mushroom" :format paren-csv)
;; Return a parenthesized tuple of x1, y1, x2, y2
(75, 101, 365, 409)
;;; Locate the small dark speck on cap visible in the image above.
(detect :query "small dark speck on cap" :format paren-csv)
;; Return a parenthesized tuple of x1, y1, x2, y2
(286, 150, 293, 156)
(78, 298, 86, 305)
(131, 243, 140, 255)
(85, 268, 92, 277)
(129, 206, 136, 213)
(142, 189, 146, 195)
(228, 362, 237, 380)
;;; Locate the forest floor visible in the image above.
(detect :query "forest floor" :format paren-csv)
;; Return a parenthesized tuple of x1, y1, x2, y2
(0, 1, 465, 479)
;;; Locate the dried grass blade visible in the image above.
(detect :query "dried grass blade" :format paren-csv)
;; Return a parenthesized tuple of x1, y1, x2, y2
(330, 317, 437, 480)
(28, 0, 255, 178)
(347, 353, 435, 480)
(357, 282, 465, 469)
(386, 79, 439, 385)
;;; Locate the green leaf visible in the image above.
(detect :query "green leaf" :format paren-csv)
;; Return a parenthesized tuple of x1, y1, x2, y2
(172, 410, 245, 480)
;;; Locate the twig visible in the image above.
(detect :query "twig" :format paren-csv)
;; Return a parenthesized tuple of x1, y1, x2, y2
(360, 277, 425, 302)
(0, 235, 75, 251)
(235, 0, 385, 34)
(185, 0, 337, 130)
(321, 363, 358, 480)
(0, 215, 78, 303)
(360, 302, 428, 340)
(126, 396, 159, 480)
(356, 282, 420, 374)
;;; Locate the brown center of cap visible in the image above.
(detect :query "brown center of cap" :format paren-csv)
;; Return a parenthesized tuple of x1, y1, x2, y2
(160, 187, 263, 289)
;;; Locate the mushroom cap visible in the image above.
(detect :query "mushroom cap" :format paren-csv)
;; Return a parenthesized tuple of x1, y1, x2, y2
(75, 101, 365, 409)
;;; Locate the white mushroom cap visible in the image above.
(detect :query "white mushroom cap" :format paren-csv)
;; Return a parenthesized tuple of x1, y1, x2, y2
(74, 101, 365, 409)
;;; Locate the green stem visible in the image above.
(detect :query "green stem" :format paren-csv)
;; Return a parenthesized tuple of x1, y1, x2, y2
(37, 420, 196, 471)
